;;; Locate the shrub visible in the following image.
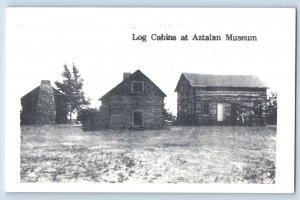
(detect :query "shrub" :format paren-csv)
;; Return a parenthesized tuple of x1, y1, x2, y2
(266, 92, 277, 125)
(77, 108, 101, 131)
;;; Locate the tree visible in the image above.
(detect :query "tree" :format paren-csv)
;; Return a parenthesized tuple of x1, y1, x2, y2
(163, 104, 176, 125)
(266, 92, 277, 125)
(55, 63, 90, 121)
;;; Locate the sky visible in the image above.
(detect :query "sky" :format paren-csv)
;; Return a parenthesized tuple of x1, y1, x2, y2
(6, 8, 295, 114)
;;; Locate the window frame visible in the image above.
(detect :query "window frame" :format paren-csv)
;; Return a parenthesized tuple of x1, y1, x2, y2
(132, 110, 143, 127)
(131, 81, 144, 94)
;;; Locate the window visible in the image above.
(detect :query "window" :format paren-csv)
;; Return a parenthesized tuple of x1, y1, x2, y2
(181, 86, 184, 92)
(178, 104, 182, 111)
(131, 81, 144, 93)
(203, 102, 210, 115)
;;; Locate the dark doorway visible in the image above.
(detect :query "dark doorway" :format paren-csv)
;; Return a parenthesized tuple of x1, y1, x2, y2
(132, 111, 143, 127)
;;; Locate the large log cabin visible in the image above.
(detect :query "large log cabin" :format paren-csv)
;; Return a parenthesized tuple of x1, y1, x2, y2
(99, 70, 166, 129)
(175, 73, 268, 126)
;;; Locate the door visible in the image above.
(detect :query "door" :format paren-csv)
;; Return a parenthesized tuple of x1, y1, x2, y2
(132, 111, 143, 127)
(217, 103, 225, 122)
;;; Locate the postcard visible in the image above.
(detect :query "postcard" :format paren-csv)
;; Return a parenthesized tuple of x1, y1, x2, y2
(5, 7, 295, 193)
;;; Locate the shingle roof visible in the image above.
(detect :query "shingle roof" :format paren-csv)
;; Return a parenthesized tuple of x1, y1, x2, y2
(178, 73, 268, 89)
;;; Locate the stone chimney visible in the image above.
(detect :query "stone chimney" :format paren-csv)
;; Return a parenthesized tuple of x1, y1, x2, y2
(36, 80, 56, 125)
(123, 72, 131, 80)
(41, 80, 51, 85)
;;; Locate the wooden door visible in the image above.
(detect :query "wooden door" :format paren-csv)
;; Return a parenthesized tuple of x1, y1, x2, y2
(132, 111, 143, 127)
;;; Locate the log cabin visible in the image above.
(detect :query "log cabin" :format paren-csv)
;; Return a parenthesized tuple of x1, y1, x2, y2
(21, 80, 69, 125)
(99, 70, 166, 129)
(175, 73, 268, 126)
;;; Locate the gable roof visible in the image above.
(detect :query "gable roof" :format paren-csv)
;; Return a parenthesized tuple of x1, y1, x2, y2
(175, 73, 268, 91)
(21, 85, 68, 101)
(99, 70, 166, 100)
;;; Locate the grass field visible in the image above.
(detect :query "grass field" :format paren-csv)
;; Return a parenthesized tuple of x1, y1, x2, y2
(20, 125, 276, 184)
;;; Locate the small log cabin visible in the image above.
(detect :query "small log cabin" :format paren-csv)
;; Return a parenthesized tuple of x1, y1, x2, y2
(99, 70, 166, 129)
(175, 73, 268, 126)
(21, 80, 69, 125)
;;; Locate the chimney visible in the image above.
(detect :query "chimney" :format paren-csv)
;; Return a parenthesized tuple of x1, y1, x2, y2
(123, 72, 131, 80)
(41, 80, 51, 85)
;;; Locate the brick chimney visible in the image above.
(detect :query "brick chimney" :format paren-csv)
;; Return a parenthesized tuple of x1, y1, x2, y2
(123, 72, 131, 80)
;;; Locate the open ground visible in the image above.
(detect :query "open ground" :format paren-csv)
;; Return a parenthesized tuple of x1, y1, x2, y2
(20, 125, 276, 184)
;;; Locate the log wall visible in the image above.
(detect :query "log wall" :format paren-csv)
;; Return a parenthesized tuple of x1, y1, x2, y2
(176, 78, 195, 125)
(177, 86, 267, 126)
(100, 95, 164, 129)
(21, 85, 69, 125)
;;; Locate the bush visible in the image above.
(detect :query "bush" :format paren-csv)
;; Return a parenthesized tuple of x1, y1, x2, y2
(266, 92, 277, 125)
(77, 108, 101, 131)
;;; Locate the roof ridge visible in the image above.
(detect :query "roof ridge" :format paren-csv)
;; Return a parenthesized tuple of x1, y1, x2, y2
(178, 72, 268, 89)
(183, 72, 257, 77)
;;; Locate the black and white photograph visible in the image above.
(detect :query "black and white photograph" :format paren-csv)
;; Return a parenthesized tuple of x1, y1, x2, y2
(5, 8, 295, 192)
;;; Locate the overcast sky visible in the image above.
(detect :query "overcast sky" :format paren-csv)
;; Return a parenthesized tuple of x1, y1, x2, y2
(6, 8, 295, 114)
